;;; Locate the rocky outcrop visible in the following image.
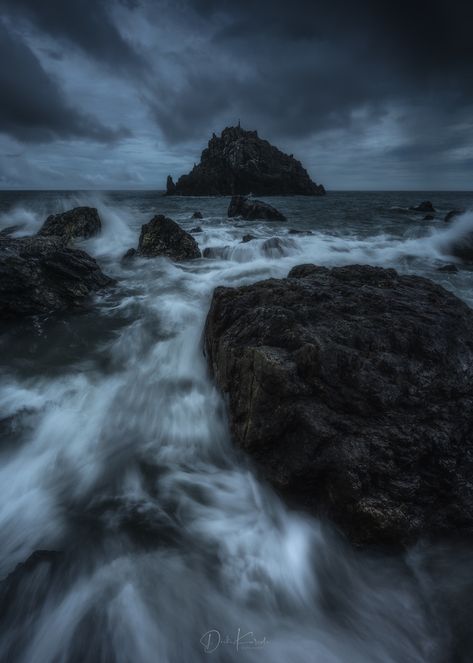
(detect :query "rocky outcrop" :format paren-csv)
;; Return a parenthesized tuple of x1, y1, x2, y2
(228, 195, 287, 221)
(134, 215, 201, 260)
(165, 125, 325, 196)
(445, 209, 465, 223)
(0, 235, 113, 320)
(411, 201, 435, 213)
(38, 207, 101, 242)
(204, 264, 473, 546)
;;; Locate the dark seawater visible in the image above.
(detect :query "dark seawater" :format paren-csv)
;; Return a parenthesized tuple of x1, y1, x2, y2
(1, 190, 473, 662)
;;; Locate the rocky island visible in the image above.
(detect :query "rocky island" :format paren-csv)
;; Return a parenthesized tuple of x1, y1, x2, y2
(165, 125, 325, 197)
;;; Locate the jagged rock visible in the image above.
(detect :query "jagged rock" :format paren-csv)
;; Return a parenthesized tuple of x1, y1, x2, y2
(241, 234, 256, 243)
(191, 211, 203, 219)
(228, 195, 287, 221)
(411, 201, 435, 213)
(165, 125, 325, 196)
(445, 209, 465, 223)
(438, 263, 459, 273)
(38, 207, 101, 242)
(204, 264, 473, 546)
(166, 175, 176, 195)
(0, 235, 114, 320)
(135, 215, 201, 261)
(190, 226, 203, 233)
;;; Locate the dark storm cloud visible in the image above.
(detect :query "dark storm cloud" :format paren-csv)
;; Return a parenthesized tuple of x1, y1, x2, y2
(0, 0, 145, 73)
(144, 0, 473, 145)
(0, 21, 129, 143)
(0, 0, 472, 188)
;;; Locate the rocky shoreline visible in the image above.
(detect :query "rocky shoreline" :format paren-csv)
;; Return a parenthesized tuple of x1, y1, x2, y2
(2, 199, 473, 550)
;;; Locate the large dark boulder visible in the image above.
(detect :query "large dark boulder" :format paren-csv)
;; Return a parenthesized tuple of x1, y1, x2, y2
(228, 195, 287, 221)
(165, 125, 325, 196)
(38, 207, 101, 242)
(0, 235, 114, 320)
(136, 215, 201, 260)
(204, 264, 473, 546)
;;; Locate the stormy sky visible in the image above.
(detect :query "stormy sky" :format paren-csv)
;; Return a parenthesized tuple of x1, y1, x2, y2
(0, 0, 472, 190)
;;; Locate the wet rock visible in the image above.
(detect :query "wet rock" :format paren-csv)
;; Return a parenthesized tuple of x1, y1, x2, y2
(0, 224, 25, 237)
(289, 228, 314, 235)
(135, 215, 201, 261)
(121, 248, 137, 262)
(204, 264, 473, 546)
(165, 125, 325, 196)
(261, 236, 296, 257)
(190, 226, 203, 233)
(241, 234, 256, 243)
(446, 234, 473, 263)
(0, 235, 114, 320)
(203, 246, 227, 259)
(228, 195, 287, 221)
(38, 206, 101, 242)
(423, 214, 435, 221)
(445, 209, 465, 223)
(411, 201, 435, 213)
(438, 263, 459, 273)
(191, 211, 203, 219)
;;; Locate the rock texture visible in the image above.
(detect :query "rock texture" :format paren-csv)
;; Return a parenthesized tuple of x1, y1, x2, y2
(136, 215, 201, 260)
(204, 264, 473, 546)
(0, 235, 113, 320)
(165, 125, 325, 196)
(38, 207, 101, 242)
(228, 195, 287, 221)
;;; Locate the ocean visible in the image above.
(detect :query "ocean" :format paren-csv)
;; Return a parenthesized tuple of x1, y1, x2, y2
(1, 189, 473, 662)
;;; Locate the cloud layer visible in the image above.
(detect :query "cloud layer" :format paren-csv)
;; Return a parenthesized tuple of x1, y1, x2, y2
(0, 0, 472, 189)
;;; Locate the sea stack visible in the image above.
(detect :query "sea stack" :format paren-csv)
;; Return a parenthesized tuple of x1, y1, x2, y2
(165, 125, 325, 196)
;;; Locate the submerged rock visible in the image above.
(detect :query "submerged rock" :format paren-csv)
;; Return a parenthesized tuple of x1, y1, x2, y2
(165, 125, 325, 196)
(204, 264, 473, 546)
(191, 211, 203, 220)
(228, 195, 287, 221)
(445, 209, 465, 223)
(38, 206, 101, 242)
(190, 226, 203, 233)
(0, 235, 114, 320)
(136, 215, 201, 261)
(411, 201, 435, 213)
(241, 234, 256, 243)
(438, 263, 459, 273)
(289, 228, 314, 235)
(423, 214, 435, 221)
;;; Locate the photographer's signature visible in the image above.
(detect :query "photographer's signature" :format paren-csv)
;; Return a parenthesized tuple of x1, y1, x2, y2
(200, 629, 269, 654)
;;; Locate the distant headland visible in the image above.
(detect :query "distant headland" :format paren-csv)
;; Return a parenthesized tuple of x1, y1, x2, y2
(165, 125, 325, 197)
